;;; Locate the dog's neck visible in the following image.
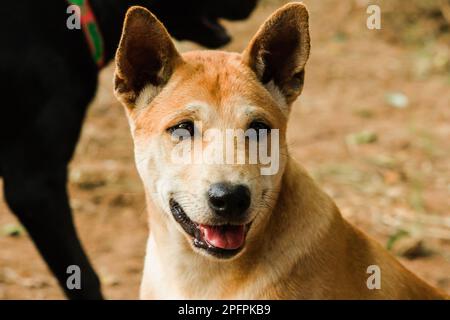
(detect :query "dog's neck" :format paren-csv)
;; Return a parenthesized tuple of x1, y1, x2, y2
(143, 159, 342, 299)
(90, 0, 156, 63)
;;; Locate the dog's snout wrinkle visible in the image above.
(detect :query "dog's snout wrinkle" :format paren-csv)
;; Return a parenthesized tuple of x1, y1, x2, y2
(207, 183, 251, 218)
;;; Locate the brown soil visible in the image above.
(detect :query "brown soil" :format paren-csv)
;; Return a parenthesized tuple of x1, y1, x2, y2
(0, 0, 449, 299)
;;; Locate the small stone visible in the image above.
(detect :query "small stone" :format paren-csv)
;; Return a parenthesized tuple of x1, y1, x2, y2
(385, 92, 409, 109)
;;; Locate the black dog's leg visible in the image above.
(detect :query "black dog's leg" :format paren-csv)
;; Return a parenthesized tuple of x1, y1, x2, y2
(3, 165, 102, 299)
(2, 90, 102, 299)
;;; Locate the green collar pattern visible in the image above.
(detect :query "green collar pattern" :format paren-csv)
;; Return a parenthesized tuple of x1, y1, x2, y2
(68, 0, 105, 67)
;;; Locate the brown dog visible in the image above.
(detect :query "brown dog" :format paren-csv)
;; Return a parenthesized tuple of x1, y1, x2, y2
(114, 3, 446, 299)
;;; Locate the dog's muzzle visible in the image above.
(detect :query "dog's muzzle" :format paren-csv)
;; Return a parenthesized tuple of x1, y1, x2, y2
(169, 198, 252, 259)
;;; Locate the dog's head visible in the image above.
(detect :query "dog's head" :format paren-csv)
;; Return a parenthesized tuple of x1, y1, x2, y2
(142, 0, 259, 48)
(114, 3, 310, 259)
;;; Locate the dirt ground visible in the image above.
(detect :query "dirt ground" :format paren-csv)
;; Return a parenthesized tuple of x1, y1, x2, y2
(0, 0, 449, 299)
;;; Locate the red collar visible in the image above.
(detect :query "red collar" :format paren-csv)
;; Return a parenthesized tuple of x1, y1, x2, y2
(67, 0, 105, 68)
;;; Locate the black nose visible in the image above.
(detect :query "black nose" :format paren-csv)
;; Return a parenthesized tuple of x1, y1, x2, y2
(207, 183, 251, 218)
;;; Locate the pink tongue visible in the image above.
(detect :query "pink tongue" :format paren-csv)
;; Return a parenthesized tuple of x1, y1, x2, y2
(199, 225, 245, 250)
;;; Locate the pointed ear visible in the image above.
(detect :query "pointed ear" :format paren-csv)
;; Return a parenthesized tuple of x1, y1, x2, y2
(242, 3, 310, 107)
(114, 6, 182, 108)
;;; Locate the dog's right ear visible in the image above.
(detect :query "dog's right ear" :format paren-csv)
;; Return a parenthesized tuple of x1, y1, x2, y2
(114, 6, 182, 109)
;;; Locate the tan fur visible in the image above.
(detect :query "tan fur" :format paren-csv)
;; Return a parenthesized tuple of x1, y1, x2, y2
(114, 4, 447, 299)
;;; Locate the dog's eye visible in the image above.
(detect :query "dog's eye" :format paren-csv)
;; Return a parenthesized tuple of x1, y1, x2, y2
(248, 120, 271, 133)
(167, 121, 195, 137)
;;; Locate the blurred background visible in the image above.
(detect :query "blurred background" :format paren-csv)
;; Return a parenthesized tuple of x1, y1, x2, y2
(0, 0, 449, 298)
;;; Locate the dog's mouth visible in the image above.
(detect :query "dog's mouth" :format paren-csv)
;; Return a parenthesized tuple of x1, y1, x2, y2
(169, 199, 250, 258)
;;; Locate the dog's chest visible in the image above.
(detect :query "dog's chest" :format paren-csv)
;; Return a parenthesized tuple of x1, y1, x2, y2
(140, 236, 255, 299)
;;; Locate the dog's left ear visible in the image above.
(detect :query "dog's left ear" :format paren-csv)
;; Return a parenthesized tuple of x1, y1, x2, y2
(114, 6, 182, 108)
(242, 2, 310, 107)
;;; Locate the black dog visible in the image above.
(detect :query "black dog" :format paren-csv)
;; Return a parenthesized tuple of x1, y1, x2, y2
(0, 0, 257, 299)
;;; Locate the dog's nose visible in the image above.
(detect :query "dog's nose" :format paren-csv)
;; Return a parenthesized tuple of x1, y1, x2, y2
(207, 183, 251, 217)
